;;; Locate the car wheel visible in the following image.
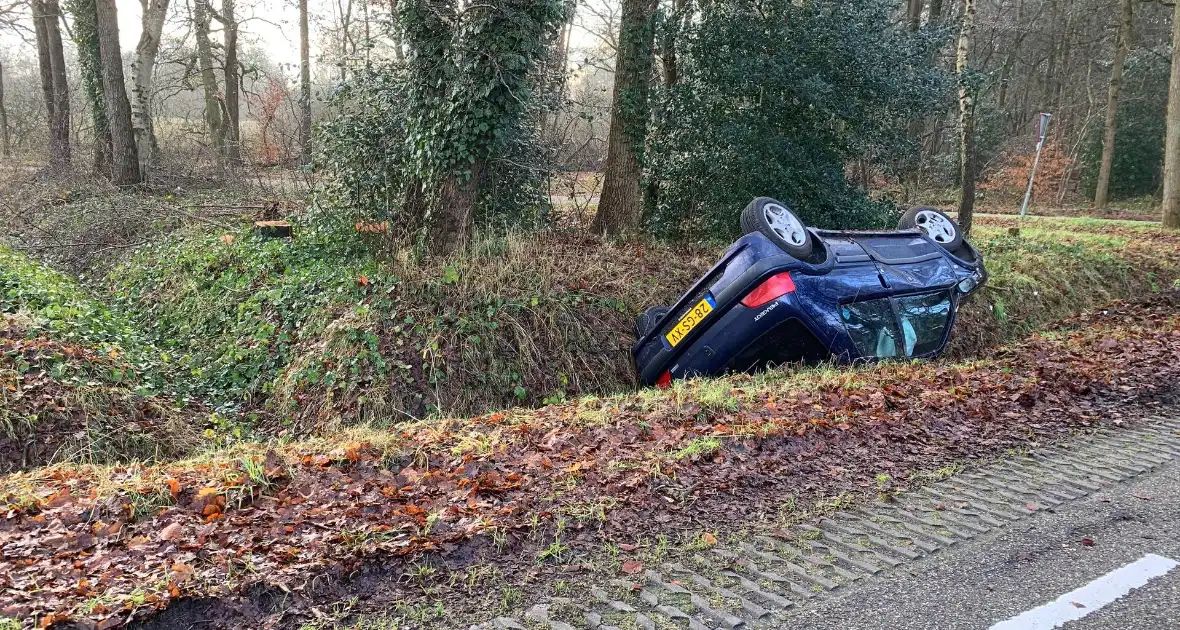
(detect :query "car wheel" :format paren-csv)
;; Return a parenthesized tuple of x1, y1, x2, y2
(636, 306, 670, 337)
(741, 197, 814, 259)
(899, 207, 965, 252)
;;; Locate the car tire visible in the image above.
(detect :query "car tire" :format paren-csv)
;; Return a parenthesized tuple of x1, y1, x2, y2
(741, 197, 814, 259)
(899, 207, 965, 252)
(636, 306, 670, 338)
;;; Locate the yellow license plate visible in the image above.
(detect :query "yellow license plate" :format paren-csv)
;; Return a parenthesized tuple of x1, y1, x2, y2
(665, 298, 715, 347)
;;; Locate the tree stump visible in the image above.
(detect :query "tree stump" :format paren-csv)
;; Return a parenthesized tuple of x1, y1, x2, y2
(254, 220, 293, 239)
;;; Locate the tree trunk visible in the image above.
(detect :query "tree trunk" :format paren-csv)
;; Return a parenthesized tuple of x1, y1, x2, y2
(907, 0, 923, 31)
(592, 0, 659, 236)
(929, 0, 943, 20)
(338, 0, 354, 82)
(428, 162, 485, 256)
(65, 0, 112, 176)
(660, 0, 687, 88)
(32, 0, 55, 152)
(1042, 0, 1060, 109)
(956, 0, 976, 235)
(130, 0, 169, 167)
(1094, 0, 1133, 210)
(194, 0, 225, 167)
(33, 0, 71, 169)
(221, 0, 241, 165)
(94, 0, 142, 185)
(1160, 0, 1180, 229)
(299, 0, 312, 164)
(0, 60, 8, 158)
(387, 0, 404, 62)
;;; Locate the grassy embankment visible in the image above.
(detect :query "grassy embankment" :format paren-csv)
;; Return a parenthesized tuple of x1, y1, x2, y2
(1, 214, 1178, 471)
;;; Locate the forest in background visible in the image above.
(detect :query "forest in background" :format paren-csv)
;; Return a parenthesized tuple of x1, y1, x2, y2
(0, 0, 1177, 244)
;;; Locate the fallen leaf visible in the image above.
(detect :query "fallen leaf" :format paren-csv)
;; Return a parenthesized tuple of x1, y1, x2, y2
(1081, 537, 1095, 547)
(170, 562, 195, 584)
(158, 522, 183, 541)
(621, 560, 644, 575)
(700, 532, 718, 547)
(618, 543, 638, 552)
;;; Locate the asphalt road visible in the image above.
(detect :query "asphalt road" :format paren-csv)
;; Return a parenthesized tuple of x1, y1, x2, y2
(777, 456, 1180, 630)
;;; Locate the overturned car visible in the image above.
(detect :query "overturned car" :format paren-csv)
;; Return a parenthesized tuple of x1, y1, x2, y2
(633, 197, 986, 387)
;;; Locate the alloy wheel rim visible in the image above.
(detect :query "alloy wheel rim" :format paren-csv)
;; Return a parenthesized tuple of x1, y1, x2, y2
(764, 203, 807, 247)
(914, 210, 958, 244)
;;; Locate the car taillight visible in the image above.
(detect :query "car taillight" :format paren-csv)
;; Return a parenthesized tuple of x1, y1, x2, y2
(741, 272, 796, 308)
(656, 371, 673, 389)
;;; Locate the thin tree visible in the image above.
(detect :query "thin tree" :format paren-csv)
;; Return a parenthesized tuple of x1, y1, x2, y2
(32, 0, 70, 168)
(194, 0, 225, 166)
(130, 0, 170, 166)
(1094, 0, 1134, 210)
(66, 0, 112, 175)
(94, 0, 141, 185)
(956, 0, 976, 235)
(0, 60, 10, 158)
(217, 0, 242, 164)
(299, 0, 312, 164)
(907, 0, 923, 31)
(592, 0, 659, 235)
(1162, 0, 1180, 228)
(387, 0, 404, 61)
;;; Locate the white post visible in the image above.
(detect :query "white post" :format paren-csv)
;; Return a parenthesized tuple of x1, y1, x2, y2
(1020, 113, 1053, 218)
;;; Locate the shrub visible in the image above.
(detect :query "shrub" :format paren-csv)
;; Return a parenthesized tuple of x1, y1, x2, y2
(645, 0, 948, 240)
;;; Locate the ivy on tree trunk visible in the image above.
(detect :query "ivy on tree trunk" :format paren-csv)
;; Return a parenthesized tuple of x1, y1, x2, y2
(401, 0, 568, 256)
(592, 0, 658, 236)
(65, 0, 112, 176)
(194, 0, 225, 169)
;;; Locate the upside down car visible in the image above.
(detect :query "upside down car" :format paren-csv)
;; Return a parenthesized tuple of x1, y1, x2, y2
(633, 197, 987, 387)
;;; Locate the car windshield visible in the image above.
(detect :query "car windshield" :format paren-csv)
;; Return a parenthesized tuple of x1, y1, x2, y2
(840, 292, 952, 359)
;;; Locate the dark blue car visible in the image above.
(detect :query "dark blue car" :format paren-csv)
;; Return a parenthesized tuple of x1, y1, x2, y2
(633, 197, 986, 387)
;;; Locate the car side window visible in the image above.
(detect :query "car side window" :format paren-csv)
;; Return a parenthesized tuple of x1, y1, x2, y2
(840, 299, 901, 359)
(841, 291, 953, 359)
(895, 292, 952, 356)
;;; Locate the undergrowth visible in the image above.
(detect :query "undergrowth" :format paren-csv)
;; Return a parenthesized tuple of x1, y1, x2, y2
(0, 314, 203, 471)
(107, 222, 711, 433)
(950, 221, 1180, 355)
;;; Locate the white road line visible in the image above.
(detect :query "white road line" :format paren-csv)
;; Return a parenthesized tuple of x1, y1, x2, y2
(989, 554, 1179, 630)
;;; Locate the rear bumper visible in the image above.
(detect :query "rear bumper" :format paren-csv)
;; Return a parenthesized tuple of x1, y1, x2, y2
(632, 254, 818, 386)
